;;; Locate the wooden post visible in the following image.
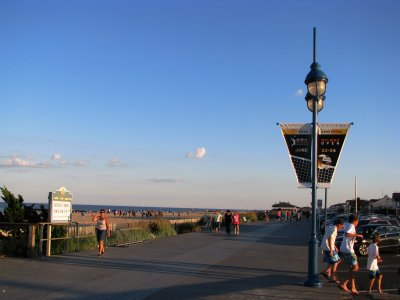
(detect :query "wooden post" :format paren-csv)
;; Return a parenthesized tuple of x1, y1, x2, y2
(66, 224, 69, 254)
(46, 224, 52, 256)
(27, 224, 36, 257)
(39, 224, 44, 256)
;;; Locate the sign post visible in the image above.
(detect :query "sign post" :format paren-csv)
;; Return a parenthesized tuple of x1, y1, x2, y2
(47, 187, 73, 256)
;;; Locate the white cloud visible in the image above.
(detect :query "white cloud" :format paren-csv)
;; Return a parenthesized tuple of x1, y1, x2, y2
(293, 89, 304, 97)
(52, 153, 62, 161)
(0, 157, 37, 168)
(51, 153, 68, 165)
(107, 158, 126, 167)
(0, 154, 87, 169)
(186, 147, 207, 159)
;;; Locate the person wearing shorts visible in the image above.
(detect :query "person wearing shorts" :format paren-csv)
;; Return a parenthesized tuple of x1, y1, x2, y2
(232, 211, 240, 236)
(339, 214, 363, 294)
(320, 218, 344, 283)
(212, 211, 219, 232)
(367, 234, 384, 295)
(92, 209, 110, 257)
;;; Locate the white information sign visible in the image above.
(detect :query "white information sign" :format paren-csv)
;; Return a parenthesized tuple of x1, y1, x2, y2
(48, 187, 72, 223)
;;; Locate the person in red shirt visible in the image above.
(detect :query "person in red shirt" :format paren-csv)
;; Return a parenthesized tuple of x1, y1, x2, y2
(232, 211, 241, 236)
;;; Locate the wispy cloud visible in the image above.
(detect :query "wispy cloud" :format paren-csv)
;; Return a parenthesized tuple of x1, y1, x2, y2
(107, 158, 126, 167)
(186, 147, 207, 159)
(52, 153, 68, 165)
(293, 89, 304, 97)
(73, 160, 90, 167)
(52, 153, 62, 161)
(148, 178, 183, 183)
(0, 156, 56, 168)
(0, 156, 37, 168)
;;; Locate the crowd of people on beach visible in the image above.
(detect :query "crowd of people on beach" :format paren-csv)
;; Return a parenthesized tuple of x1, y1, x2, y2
(74, 208, 201, 219)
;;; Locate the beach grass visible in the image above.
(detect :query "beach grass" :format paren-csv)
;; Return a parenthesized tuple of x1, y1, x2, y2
(241, 211, 258, 222)
(50, 218, 177, 254)
(175, 221, 199, 234)
(148, 218, 177, 237)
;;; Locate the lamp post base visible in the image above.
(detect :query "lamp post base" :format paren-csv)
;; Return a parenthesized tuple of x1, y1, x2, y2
(304, 233, 322, 287)
(303, 277, 322, 287)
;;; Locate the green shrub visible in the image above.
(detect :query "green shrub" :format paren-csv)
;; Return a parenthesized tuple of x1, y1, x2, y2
(0, 236, 27, 256)
(149, 218, 176, 237)
(1, 217, 180, 257)
(108, 228, 154, 246)
(175, 222, 198, 234)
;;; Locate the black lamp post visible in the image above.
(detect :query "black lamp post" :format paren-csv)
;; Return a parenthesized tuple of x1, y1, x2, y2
(303, 27, 328, 287)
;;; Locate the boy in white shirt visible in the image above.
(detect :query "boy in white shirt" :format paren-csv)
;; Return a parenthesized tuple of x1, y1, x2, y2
(367, 234, 384, 295)
(339, 214, 363, 295)
(320, 218, 344, 283)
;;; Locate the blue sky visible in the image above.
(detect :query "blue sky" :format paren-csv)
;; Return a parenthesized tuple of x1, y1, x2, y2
(0, 0, 399, 210)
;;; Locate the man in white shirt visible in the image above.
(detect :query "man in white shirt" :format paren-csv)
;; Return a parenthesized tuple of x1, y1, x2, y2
(320, 218, 344, 283)
(339, 214, 363, 294)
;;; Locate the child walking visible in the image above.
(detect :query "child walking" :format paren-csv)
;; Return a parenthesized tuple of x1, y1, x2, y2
(320, 218, 344, 283)
(367, 234, 384, 296)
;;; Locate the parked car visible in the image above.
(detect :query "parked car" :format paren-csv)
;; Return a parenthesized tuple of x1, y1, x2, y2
(336, 224, 400, 256)
(357, 218, 400, 228)
(386, 218, 400, 227)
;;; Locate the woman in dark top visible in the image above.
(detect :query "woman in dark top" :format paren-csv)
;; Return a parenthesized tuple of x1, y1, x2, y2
(224, 210, 232, 235)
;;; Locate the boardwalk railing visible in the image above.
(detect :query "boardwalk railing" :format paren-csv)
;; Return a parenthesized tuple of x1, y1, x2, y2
(0, 217, 202, 257)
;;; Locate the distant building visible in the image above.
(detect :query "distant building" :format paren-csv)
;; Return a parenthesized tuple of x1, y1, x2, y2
(329, 203, 346, 212)
(326, 192, 399, 214)
(271, 202, 299, 211)
(392, 193, 400, 205)
(371, 195, 396, 209)
(343, 198, 370, 212)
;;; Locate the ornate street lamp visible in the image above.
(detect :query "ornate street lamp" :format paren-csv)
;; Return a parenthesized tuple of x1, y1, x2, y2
(305, 92, 325, 112)
(303, 27, 328, 287)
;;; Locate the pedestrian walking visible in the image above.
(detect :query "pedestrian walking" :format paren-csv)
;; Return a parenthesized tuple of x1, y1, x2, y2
(339, 214, 363, 295)
(296, 210, 301, 222)
(367, 234, 384, 296)
(92, 209, 111, 257)
(276, 209, 282, 222)
(286, 210, 291, 222)
(320, 218, 344, 283)
(232, 211, 240, 236)
(212, 211, 219, 232)
(224, 210, 232, 235)
(217, 211, 223, 232)
(264, 210, 270, 222)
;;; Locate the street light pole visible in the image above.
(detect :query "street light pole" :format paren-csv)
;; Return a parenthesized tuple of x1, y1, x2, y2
(303, 27, 328, 287)
(324, 188, 328, 232)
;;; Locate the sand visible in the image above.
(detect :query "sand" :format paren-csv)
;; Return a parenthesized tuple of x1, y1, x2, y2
(71, 211, 208, 225)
